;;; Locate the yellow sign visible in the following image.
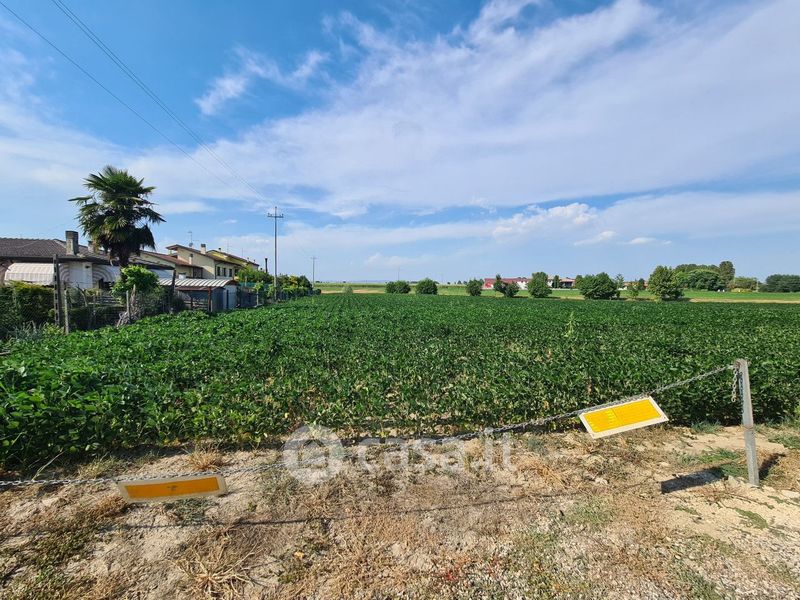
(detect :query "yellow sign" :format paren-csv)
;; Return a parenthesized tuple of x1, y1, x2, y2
(117, 474, 227, 503)
(579, 396, 668, 439)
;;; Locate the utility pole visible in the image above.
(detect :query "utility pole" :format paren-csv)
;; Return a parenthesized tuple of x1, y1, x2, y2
(311, 256, 317, 289)
(267, 207, 284, 301)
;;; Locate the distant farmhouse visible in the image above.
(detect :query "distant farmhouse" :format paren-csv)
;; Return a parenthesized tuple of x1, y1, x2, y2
(0, 231, 170, 289)
(483, 276, 576, 290)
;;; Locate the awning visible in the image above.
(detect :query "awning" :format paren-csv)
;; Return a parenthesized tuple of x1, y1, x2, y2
(4, 262, 55, 285)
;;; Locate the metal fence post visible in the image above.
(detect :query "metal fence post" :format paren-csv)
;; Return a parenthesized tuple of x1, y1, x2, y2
(736, 359, 759, 486)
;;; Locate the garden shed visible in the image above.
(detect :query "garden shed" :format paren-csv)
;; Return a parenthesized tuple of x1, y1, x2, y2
(157, 278, 237, 313)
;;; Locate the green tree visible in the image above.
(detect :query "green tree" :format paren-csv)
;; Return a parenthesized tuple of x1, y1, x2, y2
(763, 274, 800, 292)
(237, 267, 273, 286)
(636, 278, 646, 291)
(112, 265, 159, 297)
(527, 272, 551, 298)
(465, 279, 483, 296)
(551, 275, 561, 289)
(386, 280, 411, 294)
(648, 266, 683, 300)
(730, 277, 758, 291)
(574, 275, 583, 288)
(415, 278, 438, 295)
(577, 273, 617, 299)
(683, 269, 723, 291)
(718, 260, 735, 287)
(70, 166, 164, 267)
(614, 274, 625, 298)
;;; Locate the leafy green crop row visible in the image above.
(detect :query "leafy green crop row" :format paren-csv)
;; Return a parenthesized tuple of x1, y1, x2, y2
(2, 295, 799, 466)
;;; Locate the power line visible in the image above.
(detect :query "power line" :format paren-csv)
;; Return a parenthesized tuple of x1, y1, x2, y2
(48, 0, 269, 203)
(0, 0, 252, 199)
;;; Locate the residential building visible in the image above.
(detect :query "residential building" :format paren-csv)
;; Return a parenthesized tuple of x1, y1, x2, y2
(164, 243, 251, 279)
(205, 248, 259, 274)
(0, 231, 170, 289)
(141, 251, 203, 279)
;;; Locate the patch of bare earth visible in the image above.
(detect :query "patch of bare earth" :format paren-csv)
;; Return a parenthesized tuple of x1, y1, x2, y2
(1, 426, 799, 599)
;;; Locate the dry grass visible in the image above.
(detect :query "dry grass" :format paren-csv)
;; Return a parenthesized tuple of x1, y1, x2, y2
(176, 527, 259, 599)
(187, 442, 228, 472)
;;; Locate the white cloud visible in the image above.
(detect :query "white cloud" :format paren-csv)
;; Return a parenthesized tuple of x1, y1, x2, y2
(575, 230, 617, 246)
(157, 200, 213, 215)
(627, 236, 657, 245)
(195, 48, 328, 115)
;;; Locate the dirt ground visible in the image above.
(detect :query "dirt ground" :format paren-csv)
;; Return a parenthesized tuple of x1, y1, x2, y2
(1, 424, 799, 599)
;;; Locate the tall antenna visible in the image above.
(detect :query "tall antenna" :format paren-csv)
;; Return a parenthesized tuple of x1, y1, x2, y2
(188, 230, 193, 248)
(267, 207, 284, 301)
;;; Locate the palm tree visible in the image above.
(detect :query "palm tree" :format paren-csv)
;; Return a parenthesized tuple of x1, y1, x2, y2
(70, 166, 164, 267)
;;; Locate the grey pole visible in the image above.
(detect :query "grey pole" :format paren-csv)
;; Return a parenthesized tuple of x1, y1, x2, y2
(736, 359, 759, 486)
(311, 256, 317, 289)
(267, 207, 284, 302)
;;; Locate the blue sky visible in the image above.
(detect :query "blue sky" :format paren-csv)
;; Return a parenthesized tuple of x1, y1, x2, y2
(1, 0, 799, 281)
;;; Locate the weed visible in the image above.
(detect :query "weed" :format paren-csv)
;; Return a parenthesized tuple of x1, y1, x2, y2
(691, 422, 722, 435)
(164, 498, 211, 524)
(734, 508, 769, 529)
(769, 433, 800, 450)
(563, 497, 613, 527)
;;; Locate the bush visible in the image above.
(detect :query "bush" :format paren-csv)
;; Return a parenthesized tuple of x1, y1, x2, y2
(341, 285, 354, 294)
(578, 273, 617, 300)
(112, 265, 159, 297)
(649, 266, 683, 300)
(465, 279, 483, 296)
(385, 280, 411, 294)
(527, 272, 551, 298)
(0, 283, 52, 339)
(415, 278, 438, 295)
(493, 275, 519, 298)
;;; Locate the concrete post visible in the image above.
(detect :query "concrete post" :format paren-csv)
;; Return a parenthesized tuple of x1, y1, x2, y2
(736, 359, 759, 486)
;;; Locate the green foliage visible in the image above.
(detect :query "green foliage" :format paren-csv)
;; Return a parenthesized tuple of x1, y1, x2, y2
(111, 265, 159, 297)
(682, 269, 723, 291)
(237, 267, 272, 285)
(493, 275, 519, 297)
(70, 165, 164, 267)
(763, 274, 800, 293)
(527, 272, 551, 298)
(0, 283, 52, 339)
(2, 295, 800, 466)
(730, 277, 758, 291)
(385, 280, 411, 294)
(341, 284, 354, 294)
(465, 279, 483, 296)
(415, 278, 438, 295)
(551, 275, 561, 289)
(577, 273, 617, 300)
(718, 261, 735, 286)
(649, 266, 684, 301)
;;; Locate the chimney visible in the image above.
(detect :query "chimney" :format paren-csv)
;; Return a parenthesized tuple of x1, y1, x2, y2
(65, 231, 79, 256)
(200, 243, 207, 254)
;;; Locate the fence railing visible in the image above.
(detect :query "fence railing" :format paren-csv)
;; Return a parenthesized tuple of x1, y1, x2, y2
(0, 282, 316, 341)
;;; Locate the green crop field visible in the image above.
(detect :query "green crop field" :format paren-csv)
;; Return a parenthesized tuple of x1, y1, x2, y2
(2, 294, 800, 466)
(315, 282, 800, 302)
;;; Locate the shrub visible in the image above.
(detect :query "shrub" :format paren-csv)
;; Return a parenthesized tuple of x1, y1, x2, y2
(386, 280, 411, 294)
(493, 275, 519, 298)
(527, 272, 551, 298)
(341, 285, 354, 294)
(649, 266, 683, 300)
(465, 279, 483, 296)
(112, 265, 159, 297)
(415, 278, 438, 295)
(578, 273, 617, 300)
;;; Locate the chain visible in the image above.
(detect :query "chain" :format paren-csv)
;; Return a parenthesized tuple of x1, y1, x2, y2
(0, 363, 736, 490)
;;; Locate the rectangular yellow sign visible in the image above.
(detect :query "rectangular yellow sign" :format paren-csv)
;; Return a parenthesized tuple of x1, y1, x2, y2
(117, 474, 227, 503)
(579, 396, 668, 439)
